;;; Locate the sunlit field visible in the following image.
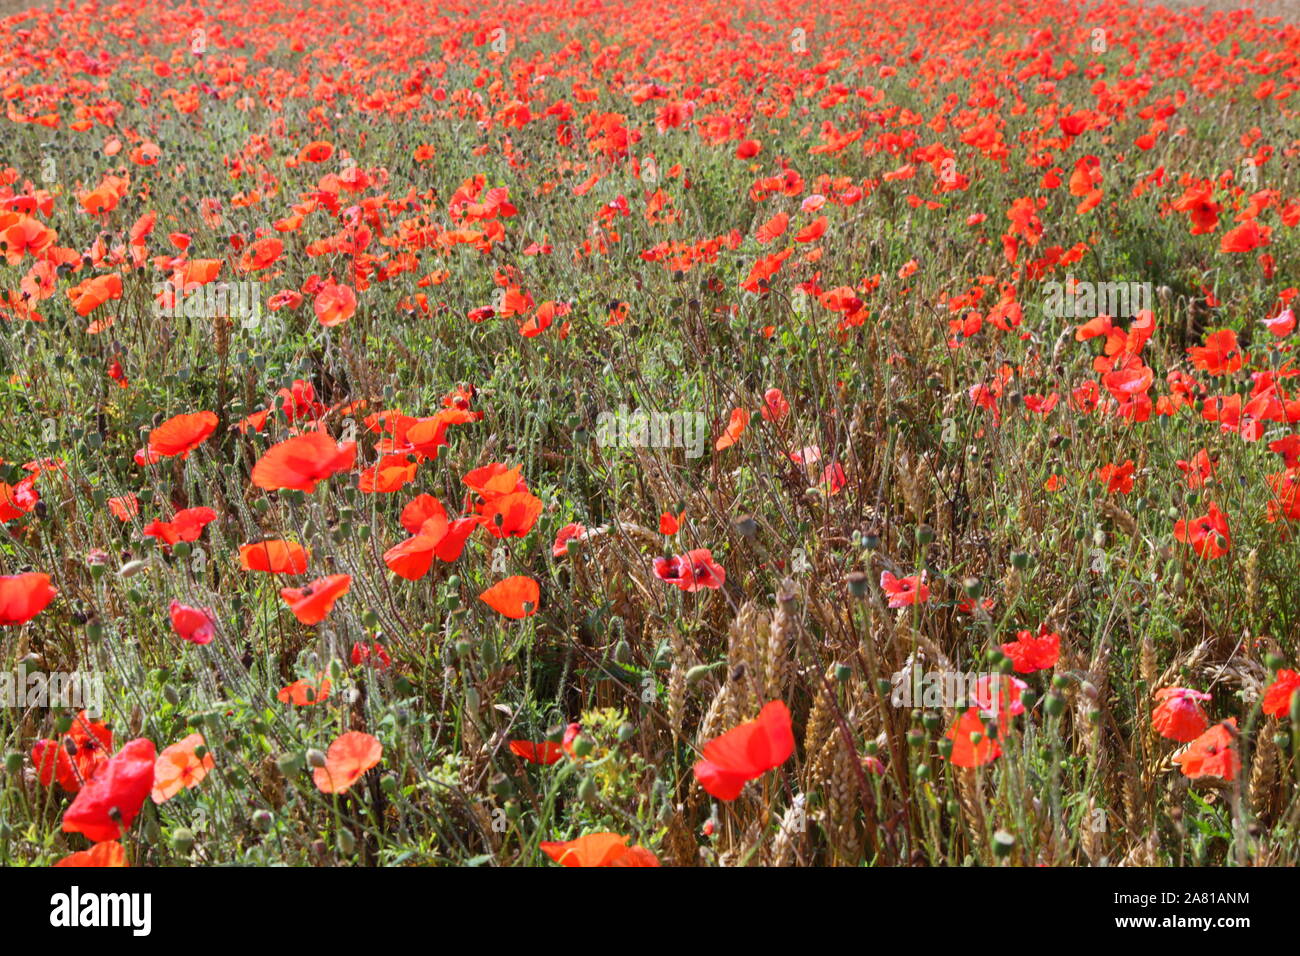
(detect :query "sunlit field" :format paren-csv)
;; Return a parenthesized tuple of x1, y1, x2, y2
(1, 0, 1300, 869)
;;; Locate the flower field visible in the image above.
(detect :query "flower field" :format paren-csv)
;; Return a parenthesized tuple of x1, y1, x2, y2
(1, 0, 1300, 869)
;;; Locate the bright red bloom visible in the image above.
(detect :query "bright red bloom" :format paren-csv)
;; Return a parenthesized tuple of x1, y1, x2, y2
(479, 575, 540, 618)
(148, 411, 218, 459)
(945, 707, 1001, 767)
(31, 711, 113, 793)
(880, 570, 928, 608)
(999, 625, 1060, 674)
(279, 574, 351, 624)
(142, 506, 216, 546)
(169, 600, 216, 645)
(1152, 687, 1211, 742)
(1173, 502, 1230, 559)
(62, 738, 156, 843)
(540, 832, 659, 867)
(251, 432, 357, 492)
(313, 732, 382, 794)
(1262, 669, 1300, 719)
(693, 700, 795, 800)
(0, 572, 57, 625)
(653, 549, 725, 592)
(509, 740, 565, 765)
(1173, 719, 1239, 781)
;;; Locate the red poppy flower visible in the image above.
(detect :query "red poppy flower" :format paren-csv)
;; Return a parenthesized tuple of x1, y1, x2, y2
(279, 574, 351, 624)
(148, 411, 218, 459)
(552, 522, 589, 557)
(239, 539, 309, 574)
(693, 700, 795, 800)
(169, 600, 216, 645)
(653, 549, 726, 592)
(1262, 669, 1300, 719)
(313, 280, 357, 327)
(143, 506, 216, 546)
(999, 625, 1060, 674)
(478, 490, 543, 538)
(278, 673, 332, 706)
(62, 738, 156, 843)
(350, 641, 392, 669)
(251, 432, 357, 492)
(0, 572, 57, 625)
(1152, 687, 1211, 742)
(31, 710, 113, 793)
(1173, 502, 1230, 559)
(714, 407, 749, 450)
(509, 740, 565, 765)
(880, 570, 928, 608)
(151, 733, 214, 804)
(539, 832, 660, 867)
(761, 387, 790, 421)
(313, 731, 382, 794)
(945, 707, 1001, 767)
(1174, 719, 1239, 781)
(54, 841, 127, 867)
(479, 575, 540, 618)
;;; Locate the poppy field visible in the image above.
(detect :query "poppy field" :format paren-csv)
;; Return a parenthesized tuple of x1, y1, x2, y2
(1, 0, 1300, 870)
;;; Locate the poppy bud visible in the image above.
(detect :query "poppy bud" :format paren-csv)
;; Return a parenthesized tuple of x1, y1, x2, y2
(4, 752, 21, 775)
(1045, 692, 1065, 717)
(937, 738, 953, 759)
(118, 559, 149, 578)
(490, 773, 514, 798)
(922, 712, 940, 733)
(1021, 690, 1037, 710)
(163, 683, 180, 705)
(572, 735, 595, 758)
(465, 687, 481, 715)
(916, 524, 934, 545)
(578, 774, 597, 803)
(835, 664, 851, 682)
(963, 577, 983, 599)
(846, 572, 869, 598)
(908, 729, 926, 747)
(329, 659, 343, 682)
(252, 810, 273, 832)
(613, 640, 631, 664)
(1010, 551, 1031, 570)
(306, 748, 327, 769)
(173, 541, 191, 559)
(916, 763, 931, 781)
(337, 829, 356, 855)
(171, 828, 195, 855)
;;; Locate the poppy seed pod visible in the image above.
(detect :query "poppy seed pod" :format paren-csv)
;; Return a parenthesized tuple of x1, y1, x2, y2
(171, 827, 195, 854)
(846, 571, 869, 598)
(993, 830, 1015, 857)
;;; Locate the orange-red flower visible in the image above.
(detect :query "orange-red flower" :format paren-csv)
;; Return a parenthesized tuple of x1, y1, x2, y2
(479, 575, 540, 618)
(540, 832, 660, 867)
(151, 733, 215, 803)
(693, 700, 794, 800)
(313, 731, 382, 794)
(251, 432, 357, 492)
(279, 574, 351, 624)
(1174, 719, 1239, 781)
